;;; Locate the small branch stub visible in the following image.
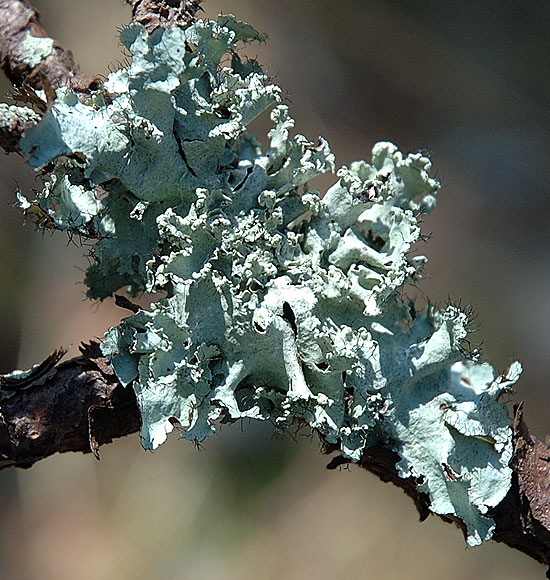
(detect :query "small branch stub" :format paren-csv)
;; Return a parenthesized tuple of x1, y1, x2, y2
(125, 0, 203, 32)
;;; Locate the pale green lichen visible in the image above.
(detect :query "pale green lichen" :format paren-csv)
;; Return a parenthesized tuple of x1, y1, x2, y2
(16, 14, 521, 546)
(0, 103, 41, 127)
(20, 32, 54, 68)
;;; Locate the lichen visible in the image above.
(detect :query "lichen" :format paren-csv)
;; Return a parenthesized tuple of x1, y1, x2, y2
(20, 32, 54, 68)
(15, 14, 520, 546)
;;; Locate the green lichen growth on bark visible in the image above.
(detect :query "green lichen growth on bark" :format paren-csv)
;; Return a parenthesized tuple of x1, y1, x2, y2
(16, 14, 520, 546)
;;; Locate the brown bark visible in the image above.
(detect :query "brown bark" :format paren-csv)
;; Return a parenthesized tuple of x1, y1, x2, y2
(492, 404, 550, 570)
(0, 342, 141, 469)
(0, 0, 100, 94)
(126, 0, 203, 32)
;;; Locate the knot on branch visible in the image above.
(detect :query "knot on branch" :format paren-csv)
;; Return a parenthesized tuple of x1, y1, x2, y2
(126, 0, 203, 32)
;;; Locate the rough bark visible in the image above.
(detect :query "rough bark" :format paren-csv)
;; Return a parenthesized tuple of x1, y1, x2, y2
(0, 342, 141, 469)
(126, 0, 203, 32)
(492, 404, 550, 570)
(0, 0, 100, 93)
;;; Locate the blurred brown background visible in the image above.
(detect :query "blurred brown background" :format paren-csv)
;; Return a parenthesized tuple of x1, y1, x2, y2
(0, 0, 548, 578)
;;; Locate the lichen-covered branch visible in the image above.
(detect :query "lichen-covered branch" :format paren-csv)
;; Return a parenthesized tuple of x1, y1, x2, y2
(0, 0, 101, 153)
(0, 349, 548, 565)
(0, 0, 549, 573)
(326, 405, 550, 567)
(0, 343, 140, 469)
(0, 0, 99, 92)
(0, 0, 201, 153)
(15, 13, 518, 547)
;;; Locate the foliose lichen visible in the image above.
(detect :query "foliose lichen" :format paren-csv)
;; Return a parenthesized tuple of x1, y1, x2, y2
(16, 13, 521, 546)
(20, 32, 55, 68)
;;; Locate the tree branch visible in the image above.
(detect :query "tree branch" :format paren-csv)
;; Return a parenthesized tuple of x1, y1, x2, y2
(0, 0, 101, 153)
(0, 342, 141, 469)
(0, 0, 100, 93)
(0, 0, 203, 153)
(0, 0, 549, 573)
(1, 345, 548, 568)
(492, 404, 550, 569)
